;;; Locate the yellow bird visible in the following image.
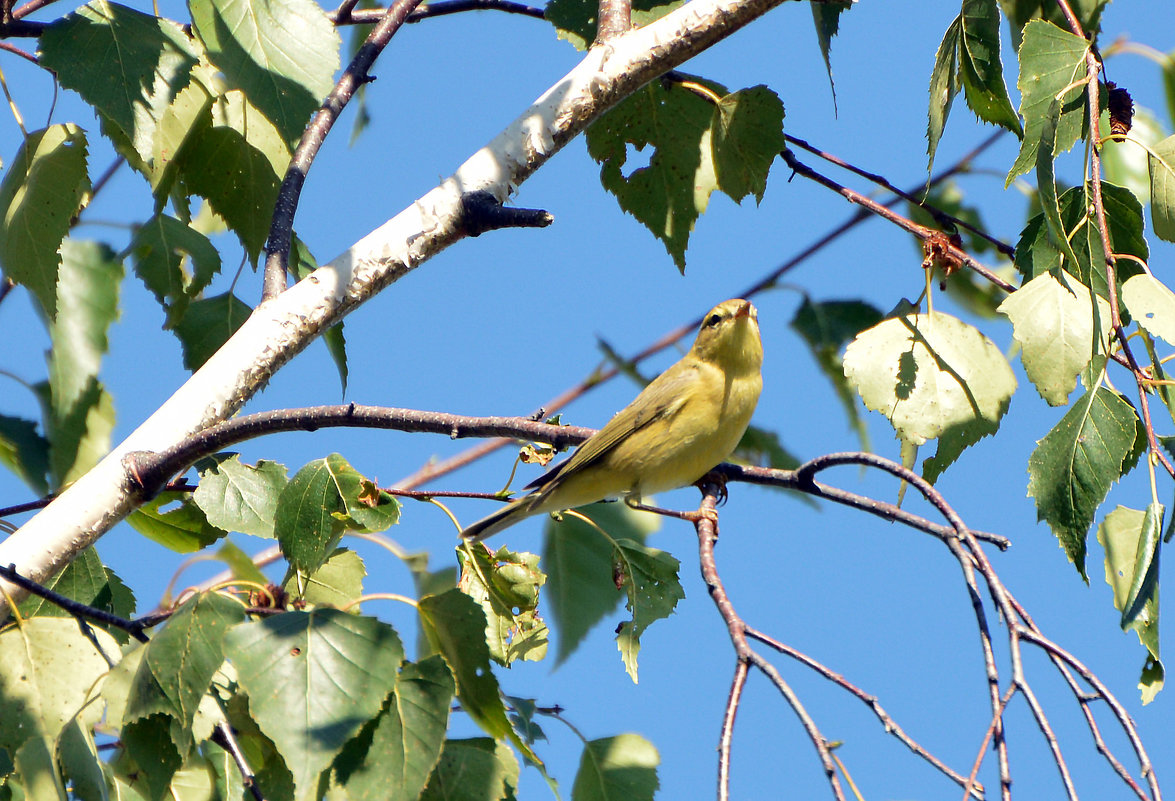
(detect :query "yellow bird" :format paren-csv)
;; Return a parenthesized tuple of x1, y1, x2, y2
(461, 298, 763, 541)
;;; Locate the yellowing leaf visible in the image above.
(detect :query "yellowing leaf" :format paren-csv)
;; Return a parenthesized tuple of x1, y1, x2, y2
(999, 270, 1111, 405)
(843, 311, 1016, 446)
(1122, 272, 1175, 344)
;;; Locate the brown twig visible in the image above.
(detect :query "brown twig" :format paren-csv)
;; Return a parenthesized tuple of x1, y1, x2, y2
(783, 134, 1015, 258)
(745, 625, 985, 798)
(123, 403, 595, 497)
(10, 0, 55, 18)
(694, 484, 845, 801)
(331, 0, 546, 25)
(782, 148, 1017, 293)
(0, 563, 168, 641)
(1053, 2, 1175, 481)
(0, 40, 36, 62)
(261, 0, 427, 300)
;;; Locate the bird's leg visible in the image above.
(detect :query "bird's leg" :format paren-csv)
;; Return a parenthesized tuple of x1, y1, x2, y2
(624, 496, 720, 525)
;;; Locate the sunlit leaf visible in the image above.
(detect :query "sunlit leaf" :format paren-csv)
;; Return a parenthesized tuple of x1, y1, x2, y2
(0, 125, 89, 318)
(998, 269, 1111, 405)
(224, 610, 402, 801)
(572, 734, 660, 801)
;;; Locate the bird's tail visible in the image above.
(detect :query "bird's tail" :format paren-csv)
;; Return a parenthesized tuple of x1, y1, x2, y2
(459, 494, 544, 541)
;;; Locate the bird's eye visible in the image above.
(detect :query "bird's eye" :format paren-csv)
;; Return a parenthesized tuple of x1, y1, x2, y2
(705, 313, 722, 328)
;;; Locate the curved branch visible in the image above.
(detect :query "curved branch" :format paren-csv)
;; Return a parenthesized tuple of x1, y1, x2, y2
(694, 484, 845, 801)
(0, 0, 796, 612)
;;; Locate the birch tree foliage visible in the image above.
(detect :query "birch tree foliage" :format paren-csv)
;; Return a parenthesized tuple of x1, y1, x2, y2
(0, 0, 1174, 798)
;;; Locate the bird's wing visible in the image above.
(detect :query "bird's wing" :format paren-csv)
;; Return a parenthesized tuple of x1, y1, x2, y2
(524, 361, 699, 491)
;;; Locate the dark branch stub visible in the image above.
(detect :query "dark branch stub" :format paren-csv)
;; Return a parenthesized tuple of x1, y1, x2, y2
(459, 190, 554, 237)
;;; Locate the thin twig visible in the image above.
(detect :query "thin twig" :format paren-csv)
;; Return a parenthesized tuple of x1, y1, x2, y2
(746, 625, 984, 798)
(694, 485, 845, 801)
(262, 0, 427, 300)
(0, 563, 168, 642)
(0, 41, 36, 62)
(784, 134, 1015, 258)
(331, 0, 545, 25)
(782, 148, 1016, 293)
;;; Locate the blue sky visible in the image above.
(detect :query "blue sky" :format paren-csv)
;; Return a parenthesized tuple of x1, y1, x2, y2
(2, 0, 1173, 797)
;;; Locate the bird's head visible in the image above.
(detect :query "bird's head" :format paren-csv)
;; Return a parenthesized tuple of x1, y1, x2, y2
(690, 299, 763, 375)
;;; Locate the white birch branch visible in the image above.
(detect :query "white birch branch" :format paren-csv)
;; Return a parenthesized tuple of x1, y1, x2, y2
(0, 0, 791, 613)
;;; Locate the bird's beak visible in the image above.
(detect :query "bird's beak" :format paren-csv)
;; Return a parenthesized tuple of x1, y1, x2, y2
(734, 301, 752, 319)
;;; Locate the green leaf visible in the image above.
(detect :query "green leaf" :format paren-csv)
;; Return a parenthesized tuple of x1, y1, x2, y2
(504, 696, 547, 746)
(1098, 505, 1162, 635)
(47, 239, 121, 418)
(842, 311, 1016, 477)
(997, 0, 1107, 48)
(224, 609, 402, 801)
(173, 291, 252, 370)
(1139, 656, 1165, 706)
(1149, 133, 1175, 242)
(545, 0, 682, 49)
(127, 214, 222, 328)
(127, 490, 228, 553)
(42, 239, 122, 487)
(1097, 505, 1163, 701)
(193, 453, 288, 538)
(283, 547, 366, 610)
(1007, 20, 1089, 185)
(0, 618, 118, 752)
(0, 414, 50, 496)
(1123, 272, 1175, 345)
(277, 457, 347, 576)
(571, 734, 660, 801)
(17, 547, 136, 640)
(790, 298, 884, 449)
(127, 593, 245, 735)
(711, 86, 785, 204)
(1163, 51, 1175, 130)
(39, 0, 206, 181)
(958, 0, 1022, 135)
(457, 545, 548, 665)
(332, 656, 454, 801)
(324, 452, 401, 533)
(1028, 387, 1146, 579)
(613, 539, 684, 683)
(121, 715, 183, 799)
(543, 502, 659, 665)
(586, 77, 725, 271)
(998, 269, 1111, 405)
(927, 16, 961, 174)
(1036, 97, 1084, 270)
(418, 589, 539, 763)
(57, 720, 107, 801)
(0, 124, 89, 318)
(1013, 182, 1148, 303)
(809, 1, 853, 109)
(419, 739, 519, 801)
(189, 0, 340, 147)
(14, 736, 67, 801)
(211, 540, 270, 584)
(176, 91, 288, 261)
